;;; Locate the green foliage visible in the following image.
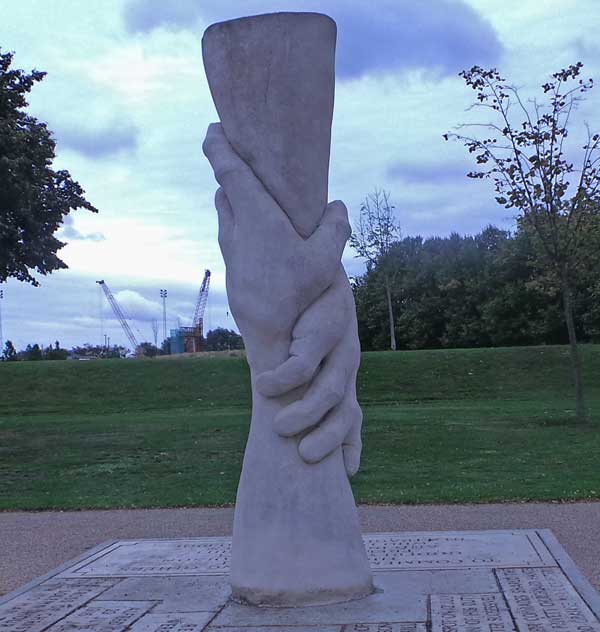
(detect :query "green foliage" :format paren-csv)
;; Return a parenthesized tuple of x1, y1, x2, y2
(1, 339, 17, 361)
(353, 225, 598, 351)
(43, 340, 68, 360)
(350, 189, 400, 266)
(446, 62, 600, 422)
(204, 327, 244, 351)
(71, 343, 127, 359)
(0, 50, 97, 285)
(138, 341, 160, 358)
(446, 63, 600, 280)
(21, 343, 42, 361)
(0, 347, 598, 509)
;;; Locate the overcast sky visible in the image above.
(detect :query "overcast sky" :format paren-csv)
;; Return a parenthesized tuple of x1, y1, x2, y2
(1, 0, 599, 351)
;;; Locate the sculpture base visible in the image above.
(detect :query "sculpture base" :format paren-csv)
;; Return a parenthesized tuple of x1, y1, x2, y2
(230, 581, 374, 608)
(2, 530, 600, 630)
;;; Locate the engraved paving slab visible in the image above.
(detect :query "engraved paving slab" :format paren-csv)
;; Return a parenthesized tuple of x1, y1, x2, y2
(343, 625, 427, 631)
(0, 578, 117, 632)
(365, 530, 555, 571)
(497, 567, 600, 631)
(431, 593, 516, 631)
(96, 576, 231, 613)
(60, 538, 232, 578)
(46, 600, 155, 631)
(56, 531, 554, 579)
(0, 530, 598, 631)
(128, 612, 215, 631)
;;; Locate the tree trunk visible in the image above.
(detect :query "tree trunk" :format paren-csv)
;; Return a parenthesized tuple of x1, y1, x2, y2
(384, 274, 397, 351)
(561, 268, 588, 423)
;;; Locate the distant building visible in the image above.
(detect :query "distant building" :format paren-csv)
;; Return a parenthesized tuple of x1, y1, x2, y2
(169, 327, 203, 354)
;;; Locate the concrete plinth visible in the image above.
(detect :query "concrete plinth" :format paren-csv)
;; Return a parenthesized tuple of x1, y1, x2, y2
(2, 529, 600, 630)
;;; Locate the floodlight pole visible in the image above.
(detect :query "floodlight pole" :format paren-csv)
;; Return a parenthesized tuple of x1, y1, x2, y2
(160, 289, 168, 343)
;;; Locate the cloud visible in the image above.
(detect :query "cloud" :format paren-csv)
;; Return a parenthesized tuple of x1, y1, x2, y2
(123, 0, 502, 78)
(54, 119, 139, 158)
(572, 38, 600, 68)
(387, 160, 472, 184)
(123, 1, 201, 33)
(60, 215, 105, 242)
(113, 290, 162, 322)
(391, 183, 514, 237)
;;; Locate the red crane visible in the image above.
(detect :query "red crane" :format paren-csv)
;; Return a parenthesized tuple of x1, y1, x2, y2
(192, 269, 211, 338)
(174, 269, 211, 353)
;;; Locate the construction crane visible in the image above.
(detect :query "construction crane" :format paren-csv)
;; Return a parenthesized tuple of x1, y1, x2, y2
(96, 280, 139, 353)
(169, 269, 211, 354)
(192, 269, 211, 338)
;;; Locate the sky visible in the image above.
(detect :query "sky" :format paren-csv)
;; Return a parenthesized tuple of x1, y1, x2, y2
(1, 0, 599, 351)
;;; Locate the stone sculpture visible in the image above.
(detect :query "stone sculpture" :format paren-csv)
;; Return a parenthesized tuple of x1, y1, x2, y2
(202, 12, 374, 606)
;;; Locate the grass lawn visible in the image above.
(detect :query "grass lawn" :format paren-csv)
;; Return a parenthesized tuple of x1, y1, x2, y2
(0, 345, 599, 510)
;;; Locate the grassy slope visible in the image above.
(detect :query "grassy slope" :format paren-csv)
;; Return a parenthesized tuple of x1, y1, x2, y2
(0, 345, 598, 510)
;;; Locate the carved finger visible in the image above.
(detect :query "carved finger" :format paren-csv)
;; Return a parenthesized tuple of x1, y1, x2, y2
(307, 200, 351, 262)
(298, 400, 362, 467)
(273, 357, 349, 437)
(256, 356, 316, 399)
(256, 268, 350, 397)
(203, 123, 290, 235)
(342, 412, 363, 477)
(214, 187, 234, 254)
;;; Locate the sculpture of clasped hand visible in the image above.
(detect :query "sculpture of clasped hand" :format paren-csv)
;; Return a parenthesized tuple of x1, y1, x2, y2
(202, 12, 373, 607)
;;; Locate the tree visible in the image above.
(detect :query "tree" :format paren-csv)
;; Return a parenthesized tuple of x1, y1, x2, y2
(1, 339, 17, 361)
(0, 50, 97, 285)
(44, 340, 68, 360)
(351, 226, 595, 352)
(446, 63, 600, 423)
(204, 327, 244, 351)
(138, 341, 160, 358)
(160, 338, 171, 355)
(22, 343, 42, 360)
(350, 189, 401, 350)
(70, 343, 126, 358)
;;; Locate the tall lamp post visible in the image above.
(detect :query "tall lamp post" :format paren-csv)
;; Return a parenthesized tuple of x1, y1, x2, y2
(160, 289, 168, 344)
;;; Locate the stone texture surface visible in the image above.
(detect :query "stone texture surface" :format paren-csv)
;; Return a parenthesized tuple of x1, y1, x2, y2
(365, 530, 555, 570)
(430, 593, 516, 631)
(0, 578, 117, 632)
(97, 576, 230, 612)
(202, 11, 372, 606)
(209, 628, 340, 632)
(209, 569, 429, 625)
(59, 539, 231, 578)
(46, 600, 155, 631)
(55, 531, 554, 580)
(344, 626, 427, 632)
(202, 12, 335, 239)
(1, 530, 599, 630)
(128, 612, 215, 631)
(497, 567, 600, 631)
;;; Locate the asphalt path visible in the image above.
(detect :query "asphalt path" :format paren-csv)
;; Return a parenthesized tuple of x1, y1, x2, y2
(1, 502, 599, 596)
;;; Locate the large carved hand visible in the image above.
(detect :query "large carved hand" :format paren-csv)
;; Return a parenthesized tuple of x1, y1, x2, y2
(203, 123, 350, 353)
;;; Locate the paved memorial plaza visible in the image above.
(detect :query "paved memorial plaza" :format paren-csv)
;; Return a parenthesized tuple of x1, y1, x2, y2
(1, 529, 599, 631)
